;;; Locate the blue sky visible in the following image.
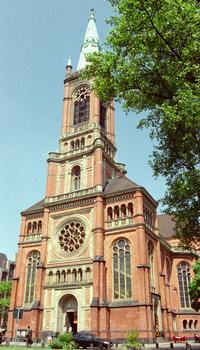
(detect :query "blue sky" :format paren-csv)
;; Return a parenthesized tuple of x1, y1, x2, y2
(0, 0, 166, 260)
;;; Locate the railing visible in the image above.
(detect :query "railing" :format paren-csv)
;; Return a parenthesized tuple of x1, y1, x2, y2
(45, 186, 100, 204)
(49, 144, 93, 160)
(44, 278, 92, 287)
(61, 122, 101, 138)
(24, 234, 42, 242)
(106, 217, 134, 229)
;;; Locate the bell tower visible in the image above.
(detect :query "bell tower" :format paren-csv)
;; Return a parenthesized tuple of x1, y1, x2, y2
(45, 10, 119, 202)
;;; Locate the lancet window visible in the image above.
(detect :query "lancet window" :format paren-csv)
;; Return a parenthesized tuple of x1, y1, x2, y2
(177, 262, 191, 308)
(100, 102, 107, 128)
(112, 239, 132, 299)
(148, 240, 155, 289)
(25, 251, 40, 304)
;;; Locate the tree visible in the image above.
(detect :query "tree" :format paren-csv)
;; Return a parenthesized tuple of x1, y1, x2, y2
(0, 281, 12, 328)
(84, 0, 200, 249)
(189, 261, 200, 312)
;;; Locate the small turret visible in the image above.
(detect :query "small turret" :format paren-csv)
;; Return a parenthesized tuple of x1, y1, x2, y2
(66, 57, 72, 76)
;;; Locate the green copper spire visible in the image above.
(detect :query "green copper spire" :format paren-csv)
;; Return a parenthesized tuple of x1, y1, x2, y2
(77, 9, 100, 70)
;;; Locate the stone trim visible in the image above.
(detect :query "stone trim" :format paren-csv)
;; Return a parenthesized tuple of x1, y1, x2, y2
(48, 197, 95, 212)
(106, 193, 134, 203)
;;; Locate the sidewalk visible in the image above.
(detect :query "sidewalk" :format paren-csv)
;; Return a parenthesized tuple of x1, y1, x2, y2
(144, 341, 200, 349)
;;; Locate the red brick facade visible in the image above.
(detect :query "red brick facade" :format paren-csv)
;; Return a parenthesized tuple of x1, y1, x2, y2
(7, 26, 200, 343)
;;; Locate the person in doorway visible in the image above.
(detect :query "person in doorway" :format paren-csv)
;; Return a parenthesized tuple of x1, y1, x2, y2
(63, 325, 67, 333)
(68, 326, 72, 333)
(25, 326, 33, 348)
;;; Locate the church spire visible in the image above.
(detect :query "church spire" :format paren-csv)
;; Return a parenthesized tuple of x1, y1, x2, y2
(77, 9, 100, 71)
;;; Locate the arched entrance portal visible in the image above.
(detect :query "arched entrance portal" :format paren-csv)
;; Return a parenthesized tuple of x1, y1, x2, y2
(58, 294, 78, 333)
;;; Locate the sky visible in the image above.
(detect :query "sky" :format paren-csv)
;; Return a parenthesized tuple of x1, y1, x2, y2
(0, 0, 166, 260)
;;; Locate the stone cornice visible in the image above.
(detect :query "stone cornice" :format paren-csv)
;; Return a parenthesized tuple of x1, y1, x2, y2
(48, 197, 95, 212)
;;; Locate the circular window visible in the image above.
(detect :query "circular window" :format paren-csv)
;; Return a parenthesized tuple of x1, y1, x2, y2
(58, 221, 86, 253)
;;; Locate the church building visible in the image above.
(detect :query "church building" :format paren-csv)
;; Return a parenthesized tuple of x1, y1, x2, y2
(7, 11, 200, 342)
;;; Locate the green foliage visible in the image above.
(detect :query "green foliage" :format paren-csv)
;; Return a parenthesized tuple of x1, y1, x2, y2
(0, 281, 12, 310)
(84, 0, 200, 249)
(58, 333, 74, 343)
(50, 338, 63, 349)
(125, 329, 142, 349)
(50, 333, 76, 350)
(189, 261, 200, 311)
(0, 281, 12, 294)
(0, 296, 10, 308)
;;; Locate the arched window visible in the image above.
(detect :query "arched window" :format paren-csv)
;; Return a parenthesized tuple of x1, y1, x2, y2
(48, 271, 53, 284)
(71, 141, 74, 150)
(74, 86, 90, 125)
(100, 102, 106, 128)
(56, 271, 60, 284)
(77, 268, 83, 282)
(32, 221, 37, 233)
(166, 258, 171, 282)
(128, 203, 133, 217)
(61, 270, 66, 283)
(107, 207, 113, 221)
(25, 251, 40, 304)
(38, 220, 42, 233)
(27, 222, 32, 234)
(81, 137, 85, 148)
(183, 320, 187, 329)
(112, 239, 132, 299)
(121, 204, 126, 218)
(114, 206, 119, 220)
(177, 262, 191, 308)
(189, 320, 193, 329)
(194, 320, 198, 329)
(148, 241, 155, 289)
(71, 166, 81, 191)
(75, 139, 80, 149)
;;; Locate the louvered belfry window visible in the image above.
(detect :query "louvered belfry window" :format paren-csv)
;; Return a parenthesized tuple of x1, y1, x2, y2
(74, 86, 90, 125)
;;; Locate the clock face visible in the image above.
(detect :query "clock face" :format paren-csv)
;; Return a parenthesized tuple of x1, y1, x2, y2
(74, 86, 90, 103)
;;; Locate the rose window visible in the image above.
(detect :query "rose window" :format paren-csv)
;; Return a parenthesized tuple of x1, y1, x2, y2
(59, 221, 86, 253)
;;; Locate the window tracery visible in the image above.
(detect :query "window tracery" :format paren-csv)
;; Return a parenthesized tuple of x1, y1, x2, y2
(25, 251, 40, 304)
(177, 262, 191, 308)
(112, 239, 132, 299)
(58, 221, 86, 253)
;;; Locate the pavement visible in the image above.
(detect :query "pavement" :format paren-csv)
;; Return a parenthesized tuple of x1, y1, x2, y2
(2, 341, 200, 349)
(144, 342, 200, 349)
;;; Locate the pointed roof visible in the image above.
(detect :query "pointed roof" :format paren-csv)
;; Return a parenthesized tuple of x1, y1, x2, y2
(77, 9, 100, 70)
(157, 214, 175, 238)
(104, 175, 139, 195)
(21, 199, 45, 214)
